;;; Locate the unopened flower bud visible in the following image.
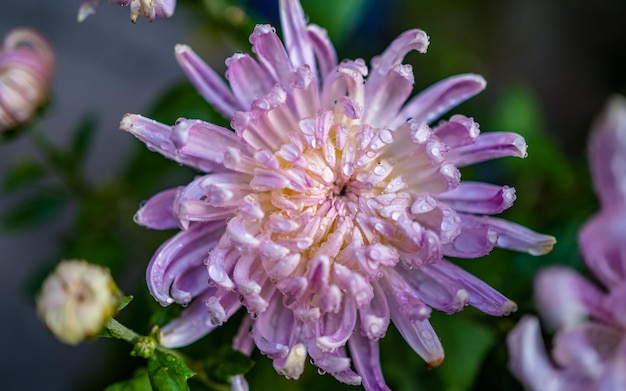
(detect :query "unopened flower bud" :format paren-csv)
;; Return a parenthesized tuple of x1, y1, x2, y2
(0, 28, 55, 132)
(37, 260, 121, 345)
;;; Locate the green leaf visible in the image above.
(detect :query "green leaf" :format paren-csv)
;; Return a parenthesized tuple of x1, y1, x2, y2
(1, 190, 67, 230)
(71, 114, 98, 163)
(1, 159, 46, 193)
(148, 350, 196, 391)
(105, 368, 152, 391)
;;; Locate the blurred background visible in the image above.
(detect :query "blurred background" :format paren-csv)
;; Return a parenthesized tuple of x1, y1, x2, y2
(1, 0, 626, 390)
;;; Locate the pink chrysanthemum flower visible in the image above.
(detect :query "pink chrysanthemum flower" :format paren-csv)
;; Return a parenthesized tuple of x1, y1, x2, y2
(508, 96, 626, 391)
(0, 28, 54, 132)
(77, 0, 176, 23)
(122, 0, 555, 388)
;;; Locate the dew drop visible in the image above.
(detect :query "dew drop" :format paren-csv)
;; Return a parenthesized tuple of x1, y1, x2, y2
(374, 165, 386, 175)
(318, 369, 327, 375)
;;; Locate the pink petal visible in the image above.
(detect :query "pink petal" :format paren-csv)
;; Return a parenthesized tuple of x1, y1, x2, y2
(225, 53, 274, 109)
(279, 0, 315, 72)
(250, 24, 292, 85)
(535, 267, 611, 329)
(587, 95, 626, 210)
(507, 316, 580, 391)
(417, 259, 517, 316)
(447, 131, 527, 167)
(146, 222, 224, 305)
(175, 44, 241, 117)
(306, 24, 337, 79)
(439, 182, 516, 215)
(135, 187, 179, 229)
(160, 288, 241, 347)
(391, 73, 486, 128)
(476, 216, 556, 255)
(349, 330, 391, 391)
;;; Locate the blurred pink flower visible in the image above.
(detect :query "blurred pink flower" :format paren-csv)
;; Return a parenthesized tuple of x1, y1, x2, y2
(78, 0, 176, 23)
(508, 96, 626, 391)
(0, 28, 54, 132)
(122, 0, 555, 388)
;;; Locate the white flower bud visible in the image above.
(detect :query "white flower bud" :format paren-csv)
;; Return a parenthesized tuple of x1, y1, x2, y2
(37, 260, 121, 345)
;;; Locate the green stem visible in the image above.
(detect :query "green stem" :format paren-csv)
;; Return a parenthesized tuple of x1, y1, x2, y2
(105, 317, 140, 343)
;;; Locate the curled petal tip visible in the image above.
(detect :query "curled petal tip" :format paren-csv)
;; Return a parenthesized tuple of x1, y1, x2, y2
(426, 355, 445, 369)
(500, 300, 518, 316)
(530, 235, 557, 256)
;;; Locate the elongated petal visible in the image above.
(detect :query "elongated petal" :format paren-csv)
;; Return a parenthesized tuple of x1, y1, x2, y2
(366, 29, 428, 99)
(280, 0, 315, 73)
(417, 259, 517, 316)
(588, 95, 626, 209)
(160, 288, 241, 347)
(306, 25, 337, 79)
(250, 24, 292, 85)
(392, 73, 486, 128)
(363, 63, 414, 128)
(389, 308, 444, 367)
(175, 44, 241, 117)
(172, 118, 247, 170)
(226, 53, 274, 109)
(447, 132, 527, 167)
(473, 215, 556, 255)
(439, 182, 516, 215)
(349, 330, 391, 391)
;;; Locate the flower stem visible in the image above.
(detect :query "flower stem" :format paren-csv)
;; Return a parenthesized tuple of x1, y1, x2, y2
(105, 317, 141, 343)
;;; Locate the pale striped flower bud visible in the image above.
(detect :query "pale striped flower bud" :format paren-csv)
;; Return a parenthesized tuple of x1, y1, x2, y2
(0, 28, 54, 132)
(37, 260, 121, 345)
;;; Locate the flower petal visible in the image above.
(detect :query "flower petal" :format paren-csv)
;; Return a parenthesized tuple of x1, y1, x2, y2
(280, 0, 316, 72)
(475, 216, 556, 255)
(588, 95, 626, 210)
(507, 316, 583, 391)
(175, 44, 241, 117)
(146, 222, 224, 305)
(438, 182, 516, 215)
(160, 288, 241, 347)
(349, 330, 392, 391)
(392, 73, 486, 128)
(447, 131, 527, 167)
(535, 267, 610, 330)
(135, 187, 179, 230)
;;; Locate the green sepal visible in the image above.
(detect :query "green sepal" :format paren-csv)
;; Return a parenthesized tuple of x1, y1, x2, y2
(118, 295, 134, 312)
